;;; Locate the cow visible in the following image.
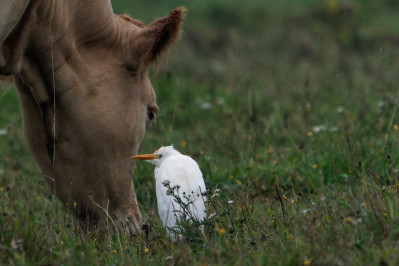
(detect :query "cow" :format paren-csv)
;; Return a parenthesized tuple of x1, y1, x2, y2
(0, 0, 185, 236)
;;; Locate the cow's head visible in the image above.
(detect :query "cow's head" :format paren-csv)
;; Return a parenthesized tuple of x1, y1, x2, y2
(1, 2, 185, 236)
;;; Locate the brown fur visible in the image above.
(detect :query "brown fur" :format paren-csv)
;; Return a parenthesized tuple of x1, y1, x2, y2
(119, 14, 146, 28)
(0, 0, 184, 236)
(134, 7, 186, 65)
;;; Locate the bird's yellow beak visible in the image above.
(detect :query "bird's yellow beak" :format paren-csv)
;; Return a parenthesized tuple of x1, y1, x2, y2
(130, 154, 159, 160)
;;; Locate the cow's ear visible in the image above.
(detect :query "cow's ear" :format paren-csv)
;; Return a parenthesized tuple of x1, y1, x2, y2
(135, 7, 186, 64)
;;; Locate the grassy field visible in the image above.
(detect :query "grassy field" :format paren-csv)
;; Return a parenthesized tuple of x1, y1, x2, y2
(2, 0, 399, 264)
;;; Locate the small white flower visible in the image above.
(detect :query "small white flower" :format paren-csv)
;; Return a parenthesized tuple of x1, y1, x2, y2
(350, 218, 362, 225)
(0, 129, 7, 136)
(11, 239, 22, 250)
(330, 126, 338, 132)
(337, 106, 345, 113)
(227, 200, 234, 204)
(217, 97, 225, 105)
(204, 155, 212, 161)
(208, 213, 216, 219)
(312, 125, 326, 133)
(211, 193, 219, 198)
(201, 102, 211, 110)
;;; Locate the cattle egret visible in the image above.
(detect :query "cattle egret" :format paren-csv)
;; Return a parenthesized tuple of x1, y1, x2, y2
(131, 145, 206, 236)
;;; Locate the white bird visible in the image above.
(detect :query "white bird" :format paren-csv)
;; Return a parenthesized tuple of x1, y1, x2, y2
(131, 145, 206, 237)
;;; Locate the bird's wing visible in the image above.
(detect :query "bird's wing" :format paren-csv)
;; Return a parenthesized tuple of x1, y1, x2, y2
(156, 155, 207, 221)
(155, 158, 191, 228)
(156, 177, 180, 228)
(185, 169, 206, 221)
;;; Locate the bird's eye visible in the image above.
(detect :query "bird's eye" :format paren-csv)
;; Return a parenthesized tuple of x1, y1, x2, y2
(158, 154, 163, 158)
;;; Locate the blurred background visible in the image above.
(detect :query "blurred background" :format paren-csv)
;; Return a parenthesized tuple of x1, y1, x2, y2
(111, 0, 399, 186)
(1, 0, 399, 264)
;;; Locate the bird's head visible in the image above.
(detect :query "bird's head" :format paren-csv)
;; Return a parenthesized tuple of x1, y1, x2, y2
(130, 145, 180, 167)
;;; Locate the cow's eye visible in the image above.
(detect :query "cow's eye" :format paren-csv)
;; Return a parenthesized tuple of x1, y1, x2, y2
(148, 106, 158, 122)
(148, 110, 155, 120)
(146, 105, 159, 129)
(125, 65, 138, 75)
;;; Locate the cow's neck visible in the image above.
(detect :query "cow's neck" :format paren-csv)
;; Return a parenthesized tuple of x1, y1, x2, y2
(1, 0, 118, 162)
(2, 0, 116, 77)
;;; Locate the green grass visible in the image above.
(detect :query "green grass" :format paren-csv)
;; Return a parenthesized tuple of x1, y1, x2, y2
(2, 0, 399, 264)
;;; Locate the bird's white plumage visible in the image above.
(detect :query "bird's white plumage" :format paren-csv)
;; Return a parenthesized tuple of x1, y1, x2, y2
(143, 146, 206, 235)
